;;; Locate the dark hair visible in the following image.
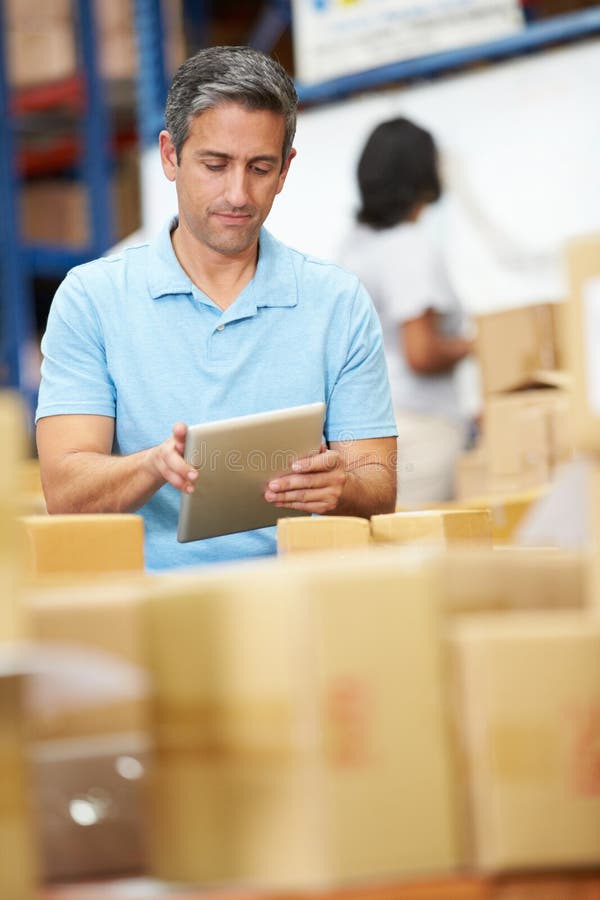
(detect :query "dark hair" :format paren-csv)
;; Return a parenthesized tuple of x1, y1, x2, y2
(356, 117, 441, 229)
(165, 45, 298, 166)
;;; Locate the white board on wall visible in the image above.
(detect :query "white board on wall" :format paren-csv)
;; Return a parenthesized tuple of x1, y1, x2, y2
(291, 0, 523, 86)
(138, 40, 600, 315)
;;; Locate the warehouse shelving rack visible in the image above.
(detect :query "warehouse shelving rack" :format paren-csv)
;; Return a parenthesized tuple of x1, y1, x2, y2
(0, 0, 114, 408)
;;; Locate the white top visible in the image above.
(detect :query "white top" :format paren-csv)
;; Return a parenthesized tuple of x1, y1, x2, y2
(337, 216, 467, 422)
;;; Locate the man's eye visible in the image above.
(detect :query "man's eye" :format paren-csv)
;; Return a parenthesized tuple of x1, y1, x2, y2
(205, 163, 226, 171)
(253, 167, 270, 176)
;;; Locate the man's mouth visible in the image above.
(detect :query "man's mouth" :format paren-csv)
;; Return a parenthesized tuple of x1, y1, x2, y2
(212, 210, 253, 224)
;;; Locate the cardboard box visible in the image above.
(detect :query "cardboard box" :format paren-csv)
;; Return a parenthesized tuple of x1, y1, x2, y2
(5, 0, 71, 24)
(450, 611, 600, 869)
(371, 510, 492, 548)
(0, 392, 28, 641)
(475, 302, 560, 395)
(23, 576, 151, 882)
(7, 26, 76, 88)
(563, 234, 600, 453)
(0, 675, 38, 900)
(25, 577, 149, 740)
(31, 733, 149, 882)
(277, 515, 371, 554)
(458, 488, 548, 544)
(484, 388, 572, 479)
(455, 447, 489, 501)
(21, 154, 141, 248)
(19, 514, 144, 577)
(441, 547, 585, 615)
(19, 459, 42, 496)
(144, 551, 461, 888)
(99, 29, 138, 81)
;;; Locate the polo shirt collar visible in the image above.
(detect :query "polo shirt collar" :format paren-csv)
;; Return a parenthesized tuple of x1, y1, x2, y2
(148, 217, 194, 299)
(147, 218, 298, 312)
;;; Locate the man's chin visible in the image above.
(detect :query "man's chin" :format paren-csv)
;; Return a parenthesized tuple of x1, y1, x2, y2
(207, 226, 259, 256)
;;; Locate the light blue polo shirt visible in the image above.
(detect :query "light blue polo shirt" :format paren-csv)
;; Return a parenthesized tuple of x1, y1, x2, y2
(37, 219, 397, 570)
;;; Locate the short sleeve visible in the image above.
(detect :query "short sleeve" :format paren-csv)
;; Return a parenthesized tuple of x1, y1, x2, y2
(36, 271, 116, 423)
(325, 282, 398, 442)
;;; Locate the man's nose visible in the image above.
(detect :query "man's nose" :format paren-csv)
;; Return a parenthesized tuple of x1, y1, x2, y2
(224, 167, 250, 209)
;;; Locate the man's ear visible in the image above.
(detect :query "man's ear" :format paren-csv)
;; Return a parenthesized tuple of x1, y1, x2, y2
(276, 147, 297, 195)
(159, 130, 178, 182)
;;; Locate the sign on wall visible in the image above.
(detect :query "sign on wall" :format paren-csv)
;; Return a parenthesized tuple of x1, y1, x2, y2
(291, 0, 524, 86)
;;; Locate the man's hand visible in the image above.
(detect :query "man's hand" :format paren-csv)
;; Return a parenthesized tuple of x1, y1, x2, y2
(264, 444, 346, 514)
(148, 422, 198, 494)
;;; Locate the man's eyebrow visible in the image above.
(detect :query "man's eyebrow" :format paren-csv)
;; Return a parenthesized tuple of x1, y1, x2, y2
(193, 150, 231, 160)
(193, 149, 280, 164)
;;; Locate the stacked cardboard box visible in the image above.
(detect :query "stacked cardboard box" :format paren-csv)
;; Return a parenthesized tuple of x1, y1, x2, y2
(0, 675, 38, 900)
(5, 0, 75, 89)
(144, 552, 463, 889)
(277, 515, 371, 554)
(458, 302, 573, 501)
(371, 509, 492, 548)
(0, 391, 36, 897)
(25, 577, 151, 881)
(19, 513, 145, 577)
(0, 392, 28, 641)
(449, 611, 600, 869)
(139, 544, 594, 889)
(21, 149, 142, 248)
(6, 0, 185, 88)
(562, 233, 600, 609)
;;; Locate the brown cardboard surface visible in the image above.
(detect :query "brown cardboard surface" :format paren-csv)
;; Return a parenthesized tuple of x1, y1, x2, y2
(21, 154, 141, 248)
(143, 551, 461, 888)
(563, 234, 600, 453)
(5, 0, 71, 23)
(25, 578, 149, 740)
(277, 516, 371, 554)
(19, 459, 42, 495)
(458, 488, 548, 543)
(440, 547, 585, 614)
(19, 514, 144, 577)
(0, 392, 28, 640)
(31, 733, 150, 882)
(0, 675, 38, 900)
(371, 509, 492, 548)
(7, 26, 76, 88)
(455, 447, 489, 502)
(449, 611, 600, 869)
(475, 303, 559, 396)
(483, 388, 572, 478)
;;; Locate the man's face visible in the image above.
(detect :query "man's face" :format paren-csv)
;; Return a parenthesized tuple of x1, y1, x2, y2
(159, 103, 295, 257)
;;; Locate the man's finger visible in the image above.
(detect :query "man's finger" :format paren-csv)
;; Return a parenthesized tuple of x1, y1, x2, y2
(292, 449, 338, 473)
(266, 473, 334, 495)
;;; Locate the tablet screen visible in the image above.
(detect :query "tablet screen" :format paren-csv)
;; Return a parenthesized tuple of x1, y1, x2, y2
(177, 402, 326, 542)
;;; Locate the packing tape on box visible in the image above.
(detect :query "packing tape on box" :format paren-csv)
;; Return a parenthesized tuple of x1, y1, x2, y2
(154, 699, 301, 763)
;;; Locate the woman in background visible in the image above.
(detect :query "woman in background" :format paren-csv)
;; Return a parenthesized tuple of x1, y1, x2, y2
(338, 117, 473, 505)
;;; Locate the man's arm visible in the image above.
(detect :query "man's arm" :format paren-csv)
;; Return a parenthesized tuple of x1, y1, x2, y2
(401, 309, 473, 375)
(37, 414, 198, 514)
(264, 436, 397, 518)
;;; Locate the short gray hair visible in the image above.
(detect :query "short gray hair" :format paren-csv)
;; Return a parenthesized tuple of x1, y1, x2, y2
(165, 46, 298, 167)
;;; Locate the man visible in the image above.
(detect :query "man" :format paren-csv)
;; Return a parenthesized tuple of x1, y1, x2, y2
(36, 46, 397, 570)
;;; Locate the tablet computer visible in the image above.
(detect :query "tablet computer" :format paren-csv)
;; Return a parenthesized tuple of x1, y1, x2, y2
(177, 402, 326, 542)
